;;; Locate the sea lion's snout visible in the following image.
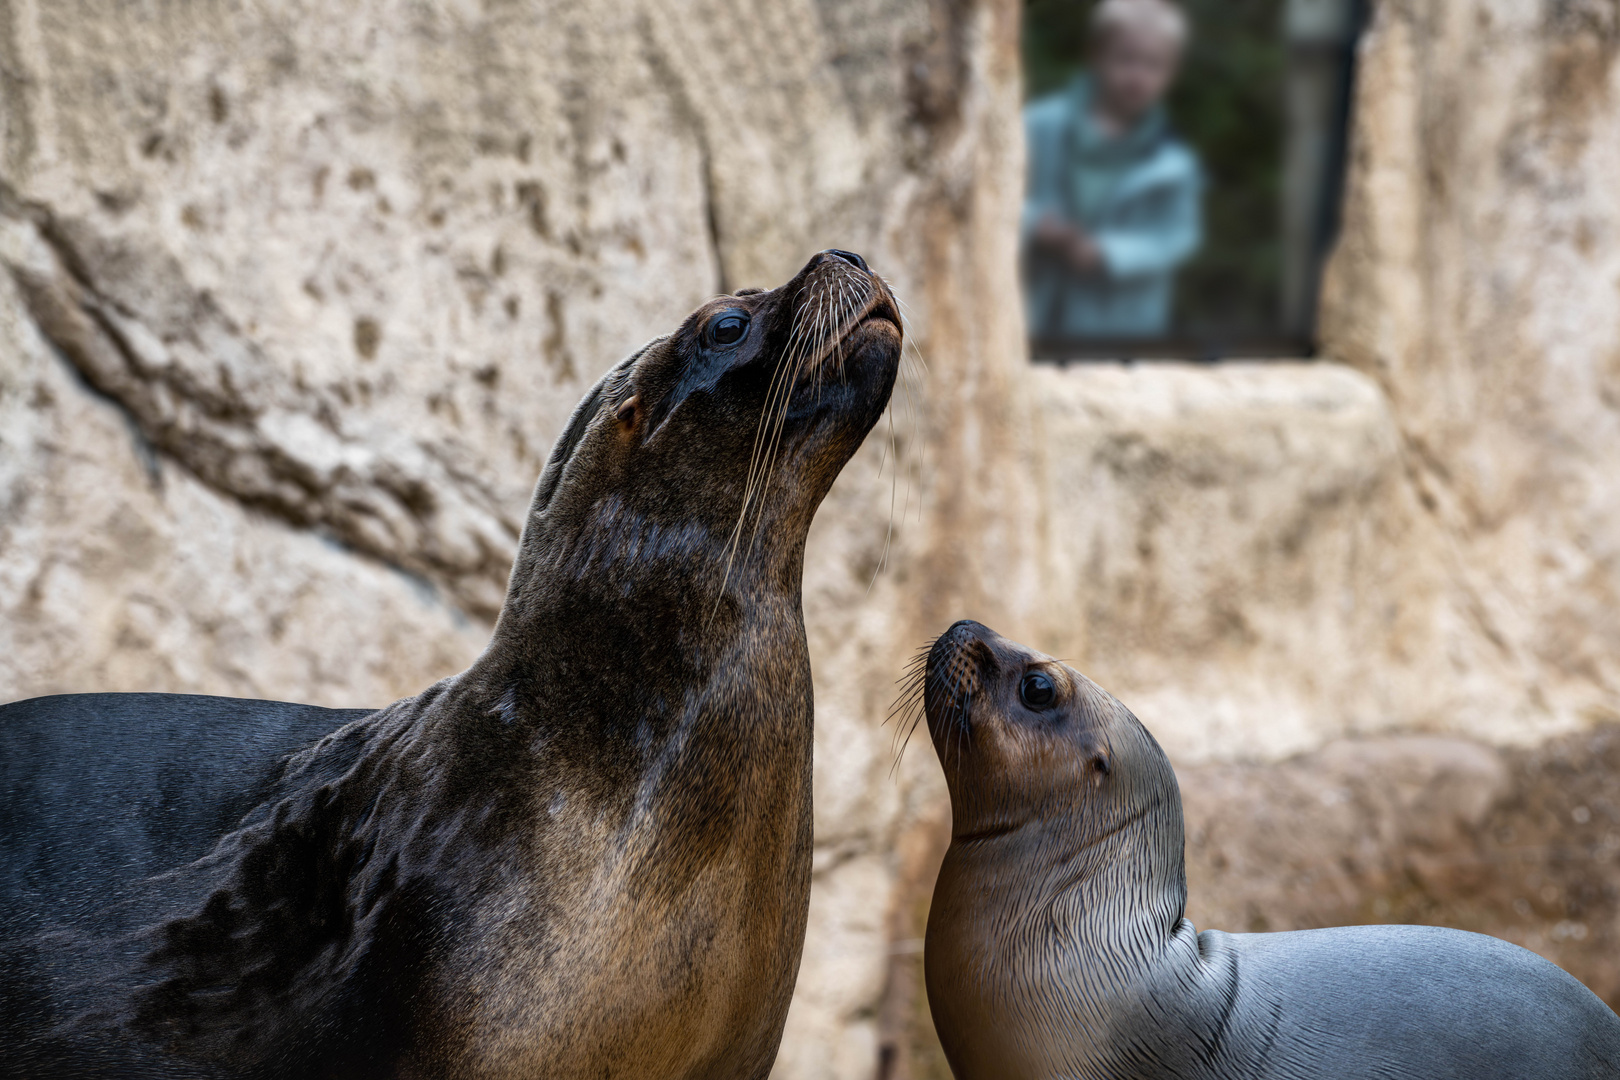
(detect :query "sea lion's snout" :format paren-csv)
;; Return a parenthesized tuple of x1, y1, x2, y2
(922, 619, 994, 743)
(924, 620, 1073, 742)
(533, 251, 901, 583)
(927, 619, 992, 680)
(919, 620, 1107, 843)
(619, 250, 898, 443)
(917, 623, 1174, 860)
(788, 249, 901, 375)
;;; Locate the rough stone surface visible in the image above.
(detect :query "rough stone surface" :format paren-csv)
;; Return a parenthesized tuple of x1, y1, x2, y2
(1320, 0, 1620, 740)
(0, 259, 486, 705)
(1028, 360, 1455, 762)
(0, 1, 1031, 1076)
(1181, 726, 1620, 1010)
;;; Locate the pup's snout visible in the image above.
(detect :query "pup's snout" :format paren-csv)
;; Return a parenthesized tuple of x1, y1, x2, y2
(925, 620, 993, 732)
(929, 620, 988, 665)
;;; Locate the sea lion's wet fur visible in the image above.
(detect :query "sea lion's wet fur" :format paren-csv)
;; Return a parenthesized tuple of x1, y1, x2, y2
(918, 620, 1620, 1080)
(0, 251, 900, 1079)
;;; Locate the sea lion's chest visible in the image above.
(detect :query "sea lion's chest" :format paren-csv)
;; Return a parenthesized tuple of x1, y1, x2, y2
(428, 748, 815, 1079)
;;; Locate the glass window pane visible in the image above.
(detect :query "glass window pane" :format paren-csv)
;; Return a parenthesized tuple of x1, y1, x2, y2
(1023, 0, 1364, 359)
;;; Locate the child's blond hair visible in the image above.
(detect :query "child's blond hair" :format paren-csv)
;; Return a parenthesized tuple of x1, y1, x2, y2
(1090, 0, 1189, 52)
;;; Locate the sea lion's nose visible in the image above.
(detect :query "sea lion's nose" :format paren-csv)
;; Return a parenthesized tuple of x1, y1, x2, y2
(822, 248, 869, 272)
(928, 619, 989, 671)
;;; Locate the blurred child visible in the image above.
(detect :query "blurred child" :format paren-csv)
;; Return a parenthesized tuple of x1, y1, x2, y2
(1024, 0, 1202, 339)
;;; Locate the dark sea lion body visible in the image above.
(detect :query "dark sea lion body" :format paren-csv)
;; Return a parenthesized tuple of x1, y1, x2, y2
(1, 250, 901, 1079)
(918, 620, 1620, 1080)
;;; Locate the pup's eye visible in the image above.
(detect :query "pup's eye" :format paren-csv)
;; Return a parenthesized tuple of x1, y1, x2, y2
(1019, 671, 1055, 710)
(708, 312, 750, 346)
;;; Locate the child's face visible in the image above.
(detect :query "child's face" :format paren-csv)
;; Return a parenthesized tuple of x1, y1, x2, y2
(1093, 25, 1182, 123)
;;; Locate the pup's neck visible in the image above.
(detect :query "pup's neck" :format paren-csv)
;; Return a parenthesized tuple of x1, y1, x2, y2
(927, 801, 1195, 1076)
(952, 802, 1187, 964)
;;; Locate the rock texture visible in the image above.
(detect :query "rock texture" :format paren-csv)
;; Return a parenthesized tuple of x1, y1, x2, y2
(1320, 0, 1620, 739)
(1180, 726, 1620, 1008)
(0, 253, 486, 704)
(1028, 360, 1447, 762)
(0, 1, 1032, 1076)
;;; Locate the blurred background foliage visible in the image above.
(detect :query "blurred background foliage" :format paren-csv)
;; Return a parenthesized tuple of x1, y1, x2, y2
(1022, 0, 1287, 340)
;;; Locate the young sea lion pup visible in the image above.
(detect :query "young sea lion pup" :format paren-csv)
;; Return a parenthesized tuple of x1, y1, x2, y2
(916, 619, 1620, 1080)
(0, 250, 900, 1080)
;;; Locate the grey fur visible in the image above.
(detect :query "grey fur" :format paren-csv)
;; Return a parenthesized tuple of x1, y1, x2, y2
(920, 620, 1620, 1080)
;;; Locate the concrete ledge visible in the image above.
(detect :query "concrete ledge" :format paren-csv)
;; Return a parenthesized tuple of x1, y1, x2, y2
(1029, 360, 1443, 763)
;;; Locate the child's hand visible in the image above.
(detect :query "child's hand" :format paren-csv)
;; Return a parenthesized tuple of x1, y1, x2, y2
(1032, 214, 1074, 249)
(1065, 227, 1104, 273)
(1033, 216, 1103, 273)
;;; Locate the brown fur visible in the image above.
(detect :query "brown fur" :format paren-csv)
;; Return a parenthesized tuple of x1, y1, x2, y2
(1, 250, 899, 1079)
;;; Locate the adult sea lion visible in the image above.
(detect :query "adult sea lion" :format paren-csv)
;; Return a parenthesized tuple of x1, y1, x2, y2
(0, 249, 901, 1079)
(914, 619, 1620, 1080)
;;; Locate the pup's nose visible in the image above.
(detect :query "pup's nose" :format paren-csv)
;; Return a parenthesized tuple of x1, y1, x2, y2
(941, 619, 987, 645)
(925, 621, 992, 734)
(927, 619, 989, 673)
(822, 248, 869, 272)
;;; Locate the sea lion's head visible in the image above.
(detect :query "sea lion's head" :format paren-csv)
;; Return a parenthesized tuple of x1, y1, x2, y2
(502, 249, 902, 612)
(917, 621, 1189, 1078)
(918, 619, 1181, 857)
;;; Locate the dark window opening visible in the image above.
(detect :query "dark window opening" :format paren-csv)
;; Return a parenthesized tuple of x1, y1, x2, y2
(1022, 0, 1366, 361)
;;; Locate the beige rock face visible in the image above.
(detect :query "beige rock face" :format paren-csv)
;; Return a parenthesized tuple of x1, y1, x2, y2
(1181, 724, 1620, 1010)
(1320, 0, 1620, 739)
(0, 0, 1030, 1075)
(0, 257, 487, 705)
(1029, 360, 1449, 763)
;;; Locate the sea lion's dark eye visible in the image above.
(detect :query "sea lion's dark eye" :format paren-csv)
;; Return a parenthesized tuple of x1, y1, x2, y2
(1019, 671, 1055, 710)
(708, 312, 750, 346)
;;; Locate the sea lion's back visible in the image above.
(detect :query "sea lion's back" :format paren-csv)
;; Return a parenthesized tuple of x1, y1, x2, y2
(1218, 923, 1620, 1079)
(0, 692, 374, 935)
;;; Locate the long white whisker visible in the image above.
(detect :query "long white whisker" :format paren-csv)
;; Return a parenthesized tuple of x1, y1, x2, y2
(712, 299, 815, 619)
(746, 283, 820, 550)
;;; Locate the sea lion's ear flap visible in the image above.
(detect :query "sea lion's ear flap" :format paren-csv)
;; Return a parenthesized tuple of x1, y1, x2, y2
(529, 340, 659, 513)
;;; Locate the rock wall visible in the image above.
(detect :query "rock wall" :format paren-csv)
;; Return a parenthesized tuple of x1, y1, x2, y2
(0, 1, 1030, 1076)
(1320, 0, 1620, 739)
(1027, 360, 1444, 762)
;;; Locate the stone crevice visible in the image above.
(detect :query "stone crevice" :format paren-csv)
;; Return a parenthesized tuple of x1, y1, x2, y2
(1, 191, 518, 619)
